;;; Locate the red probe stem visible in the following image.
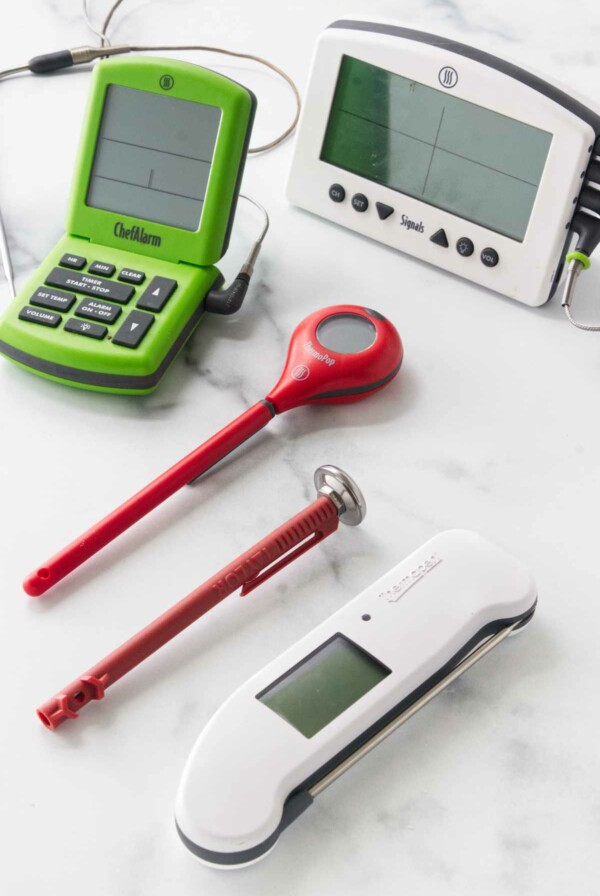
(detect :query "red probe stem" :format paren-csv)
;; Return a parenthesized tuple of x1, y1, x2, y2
(36, 494, 339, 730)
(23, 401, 274, 597)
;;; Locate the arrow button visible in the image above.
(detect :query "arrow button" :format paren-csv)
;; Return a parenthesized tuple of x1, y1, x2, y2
(430, 228, 449, 248)
(112, 310, 155, 348)
(137, 276, 177, 312)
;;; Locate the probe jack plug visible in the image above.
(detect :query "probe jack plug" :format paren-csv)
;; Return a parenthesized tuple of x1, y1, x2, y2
(205, 239, 262, 316)
(27, 45, 130, 74)
(562, 205, 600, 331)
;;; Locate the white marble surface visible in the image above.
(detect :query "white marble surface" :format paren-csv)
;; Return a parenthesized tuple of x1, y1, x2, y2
(1, 0, 600, 893)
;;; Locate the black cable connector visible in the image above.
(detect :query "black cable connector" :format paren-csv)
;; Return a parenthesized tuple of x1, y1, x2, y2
(28, 50, 75, 74)
(572, 209, 600, 258)
(205, 273, 251, 315)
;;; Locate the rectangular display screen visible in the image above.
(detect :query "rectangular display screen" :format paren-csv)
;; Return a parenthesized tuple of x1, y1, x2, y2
(320, 56, 553, 241)
(257, 634, 390, 738)
(86, 85, 221, 231)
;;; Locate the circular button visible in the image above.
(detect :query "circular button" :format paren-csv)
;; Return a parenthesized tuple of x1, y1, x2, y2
(351, 193, 369, 212)
(480, 247, 499, 267)
(456, 237, 474, 257)
(329, 183, 345, 203)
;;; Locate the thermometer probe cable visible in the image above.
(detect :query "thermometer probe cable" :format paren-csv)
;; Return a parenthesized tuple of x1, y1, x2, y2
(0, 0, 299, 304)
(561, 201, 600, 331)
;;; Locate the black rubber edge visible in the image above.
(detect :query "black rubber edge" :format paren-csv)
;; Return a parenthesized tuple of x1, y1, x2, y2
(328, 21, 600, 133)
(328, 20, 600, 304)
(307, 359, 402, 401)
(176, 790, 313, 867)
(261, 398, 277, 418)
(0, 271, 223, 392)
(219, 83, 258, 259)
(176, 599, 536, 867)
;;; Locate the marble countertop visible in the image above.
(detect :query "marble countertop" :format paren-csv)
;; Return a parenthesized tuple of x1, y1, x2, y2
(1, 1, 600, 893)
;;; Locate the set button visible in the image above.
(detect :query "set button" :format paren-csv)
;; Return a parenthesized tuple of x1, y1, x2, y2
(351, 193, 369, 212)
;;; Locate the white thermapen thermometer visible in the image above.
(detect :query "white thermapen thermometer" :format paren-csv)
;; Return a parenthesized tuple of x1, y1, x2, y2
(175, 529, 537, 867)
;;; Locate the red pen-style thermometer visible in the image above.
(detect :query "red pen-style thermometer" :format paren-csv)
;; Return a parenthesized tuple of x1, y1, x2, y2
(37, 465, 366, 730)
(24, 305, 402, 597)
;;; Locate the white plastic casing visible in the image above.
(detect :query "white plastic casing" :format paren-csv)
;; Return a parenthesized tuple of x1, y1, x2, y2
(286, 20, 598, 306)
(175, 530, 536, 867)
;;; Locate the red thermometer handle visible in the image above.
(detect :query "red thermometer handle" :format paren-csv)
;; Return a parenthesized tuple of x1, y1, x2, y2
(24, 401, 274, 597)
(36, 494, 340, 730)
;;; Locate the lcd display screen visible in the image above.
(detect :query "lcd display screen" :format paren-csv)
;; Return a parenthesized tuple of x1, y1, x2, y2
(86, 85, 221, 231)
(257, 634, 390, 738)
(320, 56, 553, 241)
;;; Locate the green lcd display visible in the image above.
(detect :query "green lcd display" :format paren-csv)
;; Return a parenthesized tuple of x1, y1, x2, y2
(87, 85, 222, 231)
(257, 634, 390, 738)
(320, 55, 553, 241)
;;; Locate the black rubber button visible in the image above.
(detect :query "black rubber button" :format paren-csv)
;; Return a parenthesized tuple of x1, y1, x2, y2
(59, 253, 86, 270)
(75, 299, 122, 324)
(430, 228, 449, 248)
(30, 286, 76, 312)
(329, 184, 346, 203)
(376, 202, 394, 220)
(136, 277, 177, 312)
(19, 306, 61, 327)
(112, 310, 155, 348)
(456, 237, 474, 257)
(351, 193, 369, 212)
(65, 319, 107, 340)
(46, 267, 133, 304)
(480, 247, 499, 267)
(118, 268, 146, 285)
(89, 261, 116, 277)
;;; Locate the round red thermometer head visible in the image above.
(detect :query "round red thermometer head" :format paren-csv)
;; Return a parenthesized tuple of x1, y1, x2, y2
(266, 305, 403, 413)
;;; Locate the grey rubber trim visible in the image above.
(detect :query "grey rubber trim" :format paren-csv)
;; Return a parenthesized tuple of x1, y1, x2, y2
(0, 273, 222, 391)
(307, 360, 402, 401)
(176, 790, 313, 866)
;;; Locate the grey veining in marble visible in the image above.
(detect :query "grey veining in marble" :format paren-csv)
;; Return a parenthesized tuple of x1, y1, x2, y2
(1, 1, 600, 894)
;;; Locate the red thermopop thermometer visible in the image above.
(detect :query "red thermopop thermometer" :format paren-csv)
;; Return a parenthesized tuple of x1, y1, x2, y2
(24, 305, 402, 597)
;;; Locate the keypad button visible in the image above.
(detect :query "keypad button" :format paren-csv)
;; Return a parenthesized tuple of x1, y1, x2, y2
(46, 267, 134, 304)
(456, 237, 474, 257)
(430, 228, 449, 248)
(30, 286, 76, 312)
(375, 202, 394, 220)
(19, 306, 61, 327)
(118, 268, 146, 285)
(136, 276, 177, 312)
(59, 253, 86, 270)
(112, 310, 155, 348)
(480, 247, 499, 267)
(64, 319, 107, 340)
(89, 261, 116, 277)
(329, 183, 346, 203)
(351, 193, 369, 212)
(75, 299, 122, 324)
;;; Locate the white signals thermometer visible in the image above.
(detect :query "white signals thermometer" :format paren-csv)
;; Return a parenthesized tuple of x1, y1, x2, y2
(287, 19, 600, 307)
(175, 530, 537, 868)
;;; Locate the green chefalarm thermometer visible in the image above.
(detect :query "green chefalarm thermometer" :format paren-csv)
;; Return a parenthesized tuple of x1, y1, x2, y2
(0, 56, 256, 393)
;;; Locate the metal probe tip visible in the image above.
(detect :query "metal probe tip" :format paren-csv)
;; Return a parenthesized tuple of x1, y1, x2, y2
(314, 465, 366, 526)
